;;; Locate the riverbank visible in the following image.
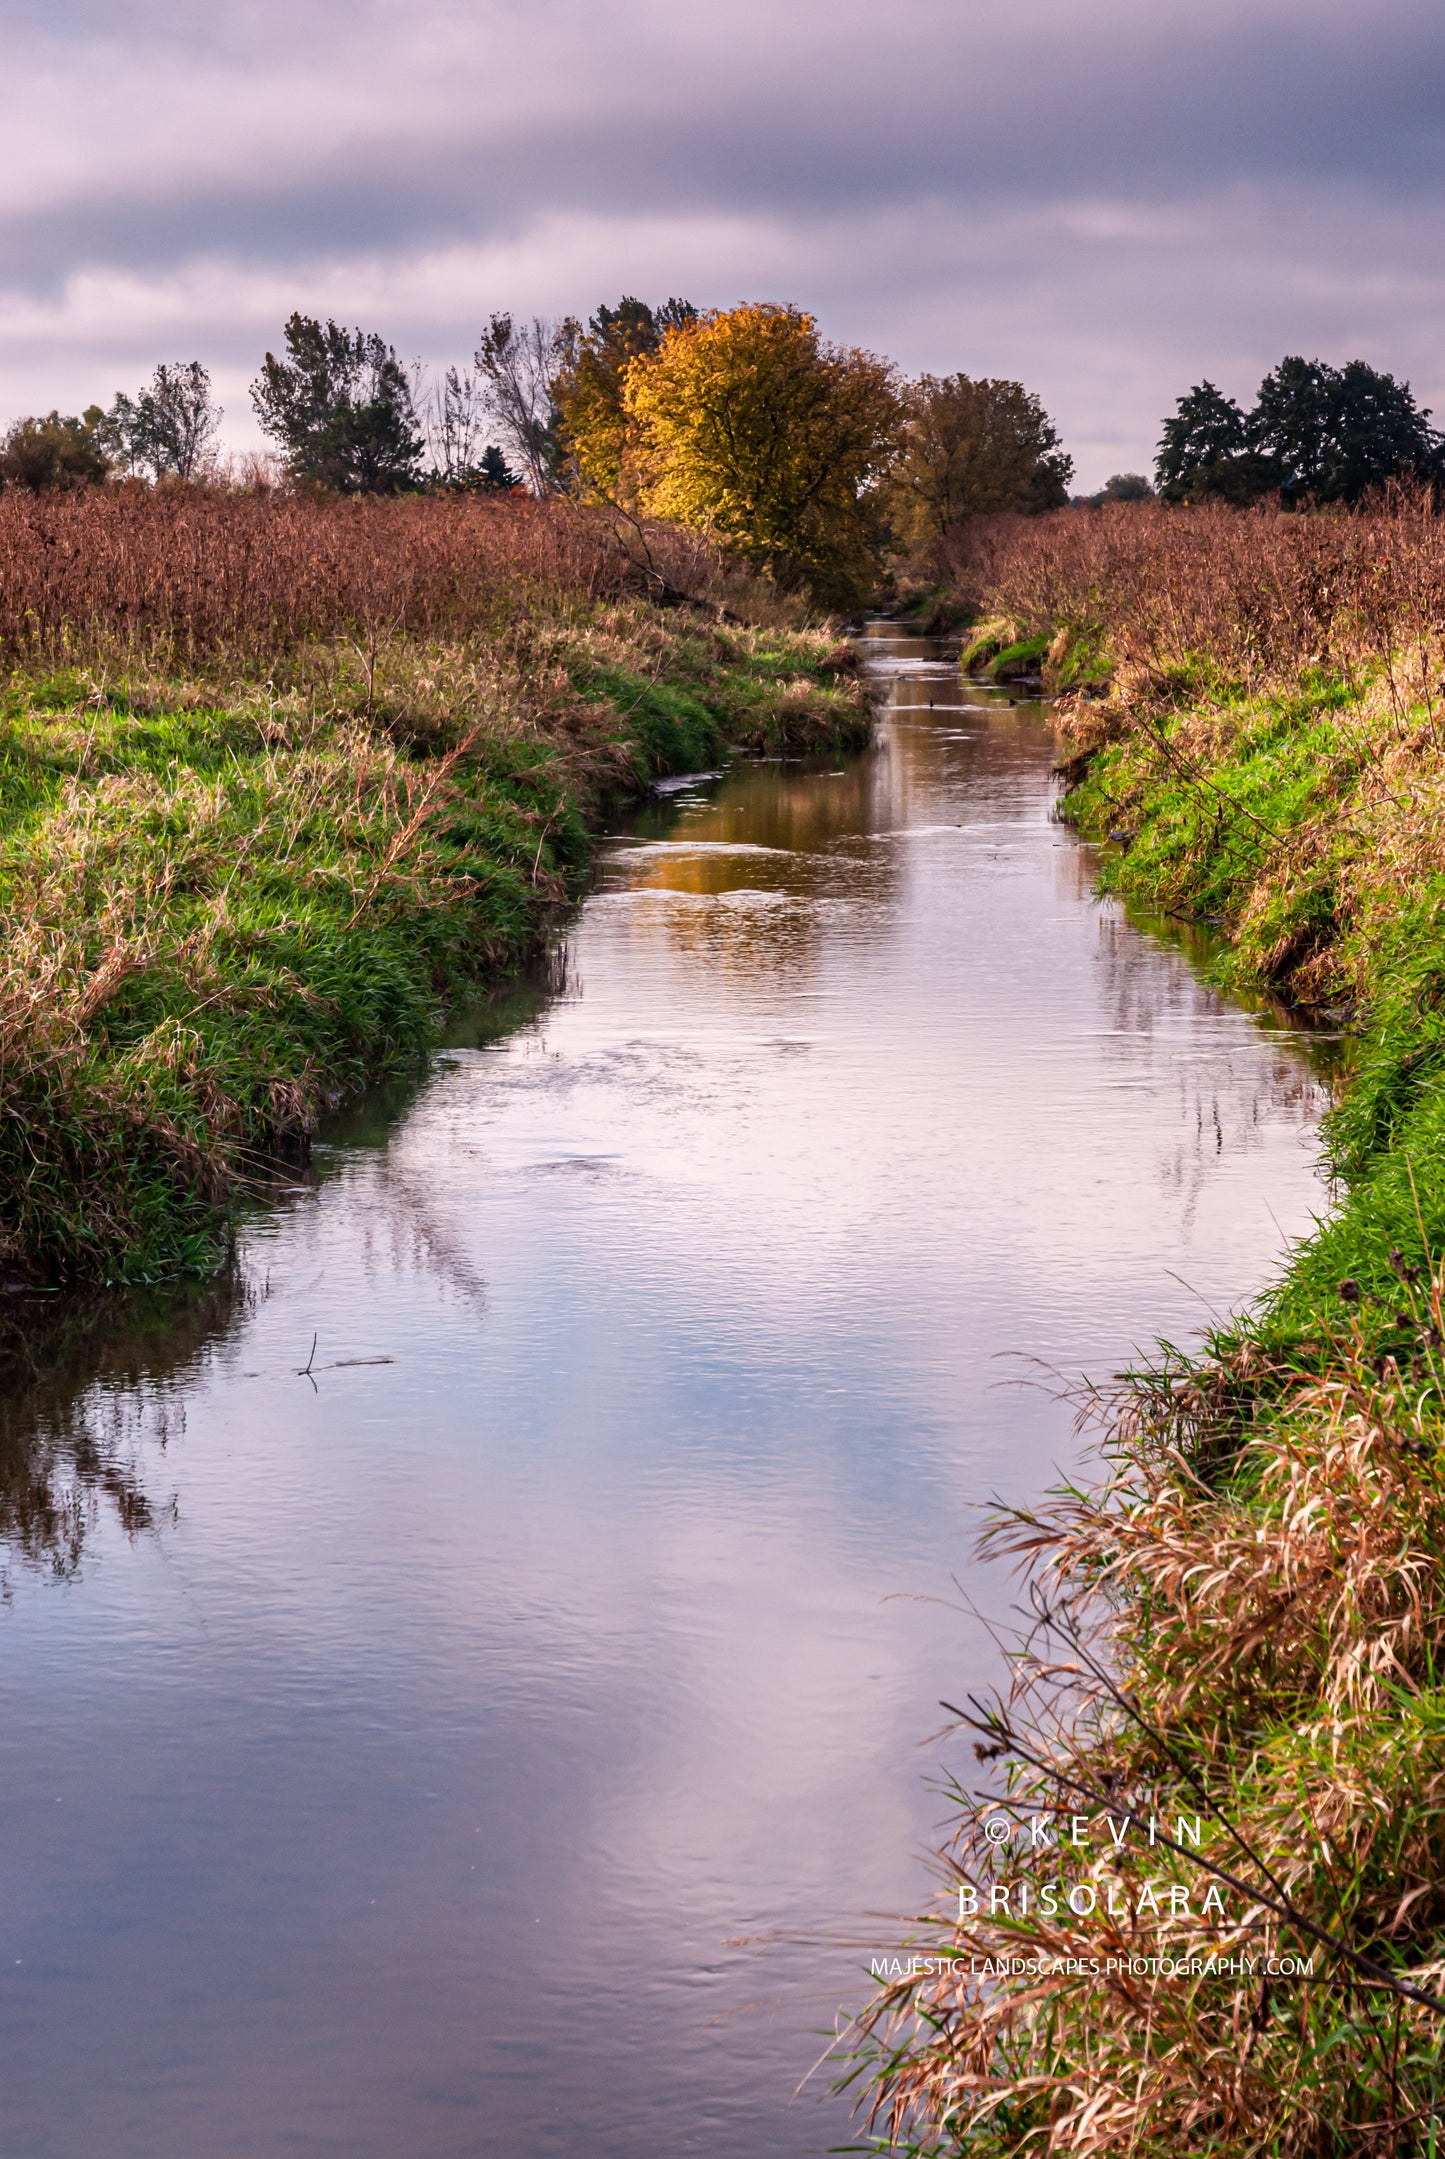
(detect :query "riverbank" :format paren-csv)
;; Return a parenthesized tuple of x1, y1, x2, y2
(0, 578, 868, 1287)
(860, 503, 1445, 2154)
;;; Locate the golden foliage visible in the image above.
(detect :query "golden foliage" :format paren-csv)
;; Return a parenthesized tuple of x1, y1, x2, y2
(621, 302, 898, 608)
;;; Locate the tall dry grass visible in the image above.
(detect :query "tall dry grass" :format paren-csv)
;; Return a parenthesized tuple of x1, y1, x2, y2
(945, 490, 1445, 706)
(0, 486, 750, 669)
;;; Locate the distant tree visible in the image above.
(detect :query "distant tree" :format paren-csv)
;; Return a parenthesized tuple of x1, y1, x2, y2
(424, 364, 487, 485)
(1156, 381, 1273, 503)
(100, 362, 220, 481)
(251, 315, 423, 493)
(1098, 471, 1155, 501)
(1253, 355, 1442, 503)
(0, 409, 110, 491)
(1076, 472, 1156, 507)
(883, 374, 1071, 561)
(1247, 358, 1331, 503)
(553, 295, 697, 501)
(623, 302, 898, 607)
(473, 314, 578, 495)
(472, 445, 520, 492)
(1158, 361, 1443, 506)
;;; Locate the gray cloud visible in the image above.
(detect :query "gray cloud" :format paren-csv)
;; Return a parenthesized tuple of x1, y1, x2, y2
(3, 0, 1445, 484)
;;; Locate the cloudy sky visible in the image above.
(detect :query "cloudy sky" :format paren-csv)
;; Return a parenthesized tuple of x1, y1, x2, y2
(3, 0, 1443, 489)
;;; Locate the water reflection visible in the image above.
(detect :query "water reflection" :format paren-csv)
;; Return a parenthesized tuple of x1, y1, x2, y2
(0, 639, 1331, 2159)
(0, 1283, 237, 1579)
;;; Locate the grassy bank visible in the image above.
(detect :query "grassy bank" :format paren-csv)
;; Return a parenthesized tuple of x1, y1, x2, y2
(0, 493, 869, 1286)
(857, 500, 1445, 2155)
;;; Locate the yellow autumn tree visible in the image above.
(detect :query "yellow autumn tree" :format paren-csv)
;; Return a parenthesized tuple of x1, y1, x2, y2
(621, 303, 898, 607)
(553, 297, 696, 503)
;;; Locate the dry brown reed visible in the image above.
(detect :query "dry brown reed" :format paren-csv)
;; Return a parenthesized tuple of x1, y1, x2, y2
(945, 489, 1445, 708)
(0, 487, 744, 670)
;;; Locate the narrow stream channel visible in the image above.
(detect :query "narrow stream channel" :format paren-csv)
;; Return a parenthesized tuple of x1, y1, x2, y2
(0, 629, 1332, 2158)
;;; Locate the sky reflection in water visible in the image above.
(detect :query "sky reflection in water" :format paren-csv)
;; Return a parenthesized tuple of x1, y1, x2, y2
(0, 644, 1331, 2157)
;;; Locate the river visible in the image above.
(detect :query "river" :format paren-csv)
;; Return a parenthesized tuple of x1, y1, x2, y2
(0, 627, 1331, 2157)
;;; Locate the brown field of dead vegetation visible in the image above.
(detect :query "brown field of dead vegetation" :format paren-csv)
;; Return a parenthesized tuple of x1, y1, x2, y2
(946, 487, 1445, 704)
(0, 485, 742, 667)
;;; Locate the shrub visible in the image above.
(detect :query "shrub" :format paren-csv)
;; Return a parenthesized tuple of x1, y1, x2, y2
(1, 410, 110, 492)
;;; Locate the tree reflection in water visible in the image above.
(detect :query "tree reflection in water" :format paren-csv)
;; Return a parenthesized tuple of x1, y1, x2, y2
(0, 1278, 241, 1579)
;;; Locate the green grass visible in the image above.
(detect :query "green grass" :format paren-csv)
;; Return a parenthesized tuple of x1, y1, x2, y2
(0, 601, 871, 1286)
(572, 626, 870, 764)
(985, 630, 1052, 678)
(958, 619, 1054, 681)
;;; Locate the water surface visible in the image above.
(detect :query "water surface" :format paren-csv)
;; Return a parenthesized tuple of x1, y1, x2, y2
(0, 632, 1330, 2157)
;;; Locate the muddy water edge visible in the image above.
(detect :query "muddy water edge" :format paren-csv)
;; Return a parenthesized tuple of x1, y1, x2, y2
(0, 624, 1333, 2158)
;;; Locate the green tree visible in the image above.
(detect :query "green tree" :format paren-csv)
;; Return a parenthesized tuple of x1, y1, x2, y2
(0, 409, 110, 491)
(473, 445, 519, 492)
(554, 295, 697, 501)
(1253, 355, 1441, 503)
(883, 374, 1071, 562)
(101, 361, 220, 481)
(1159, 362, 1443, 505)
(624, 303, 898, 607)
(1155, 380, 1273, 503)
(1330, 358, 1444, 498)
(251, 316, 422, 493)
(1094, 471, 1155, 502)
(430, 439, 520, 493)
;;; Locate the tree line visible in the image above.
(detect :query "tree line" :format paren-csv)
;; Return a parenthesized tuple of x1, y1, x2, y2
(10, 300, 1433, 607)
(0, 301, 1071, 606)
